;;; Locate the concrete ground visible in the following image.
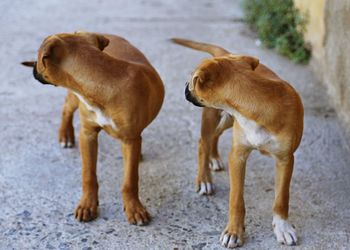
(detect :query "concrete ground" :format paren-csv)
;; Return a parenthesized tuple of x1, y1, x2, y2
(1, 0, 350, 249)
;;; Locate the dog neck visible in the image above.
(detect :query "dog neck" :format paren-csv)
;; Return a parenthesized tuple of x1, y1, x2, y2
(220, 71, 291, 131)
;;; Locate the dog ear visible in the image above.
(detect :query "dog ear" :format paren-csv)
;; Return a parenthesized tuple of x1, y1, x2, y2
(190, 71, 206, 90)
(96, 35, 109, 51)
(241, 56, 259, 70)
(191, 69, 214, 91)
(41, 38, 64, 68)
(189, 75, 199, 91)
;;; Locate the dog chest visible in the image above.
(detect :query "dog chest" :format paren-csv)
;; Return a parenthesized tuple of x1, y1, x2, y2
(73, 92, 117, 130)
(230, 109, 277, 149)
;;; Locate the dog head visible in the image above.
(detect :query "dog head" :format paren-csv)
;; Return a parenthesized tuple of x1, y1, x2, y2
(21, 32, 110, 88)
(185, 55, 259, 108)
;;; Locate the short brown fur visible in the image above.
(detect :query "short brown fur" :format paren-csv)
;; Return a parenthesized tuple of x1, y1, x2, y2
(172, 38, 303, 247)
(23, 32, 164, 225)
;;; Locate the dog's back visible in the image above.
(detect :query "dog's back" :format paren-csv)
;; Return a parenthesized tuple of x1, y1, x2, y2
(103, 34, 154, 68)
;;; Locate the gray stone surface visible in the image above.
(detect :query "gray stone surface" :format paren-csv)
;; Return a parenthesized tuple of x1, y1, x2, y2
(0, 0, 350, 249)
(322, 0, 350, 133)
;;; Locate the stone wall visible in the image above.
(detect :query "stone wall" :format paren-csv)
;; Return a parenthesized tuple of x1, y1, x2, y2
(294, 0, 325, 62)
(295, 0, 350, 132)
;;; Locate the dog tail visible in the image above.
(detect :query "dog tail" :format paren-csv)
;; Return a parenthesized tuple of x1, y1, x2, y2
(170, 38, 230, 57)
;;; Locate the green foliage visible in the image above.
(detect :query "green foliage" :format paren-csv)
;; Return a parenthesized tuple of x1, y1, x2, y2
(242, 0, 311, 63)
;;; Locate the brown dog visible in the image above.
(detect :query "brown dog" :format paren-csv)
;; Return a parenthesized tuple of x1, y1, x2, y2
(22, 32, 164, 225)
(171, 38, 303, 248)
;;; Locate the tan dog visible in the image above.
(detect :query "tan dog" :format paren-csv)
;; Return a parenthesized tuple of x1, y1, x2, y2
(171, 38, 303, 248)
(22, 32, 164, 225)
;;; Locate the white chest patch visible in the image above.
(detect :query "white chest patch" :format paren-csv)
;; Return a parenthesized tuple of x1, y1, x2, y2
(224, 108, 276, 148)
(73, 92, 117, 130)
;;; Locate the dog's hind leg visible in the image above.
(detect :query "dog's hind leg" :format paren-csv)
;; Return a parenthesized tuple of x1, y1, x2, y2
(208, 135, 224, 171)
(58, 90, 79, 148)
(209, 111, 233, 171)
(196, 108, 231, 195)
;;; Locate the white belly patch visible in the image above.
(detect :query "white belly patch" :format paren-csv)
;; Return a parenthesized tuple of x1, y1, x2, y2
(73, 92, 117, 130)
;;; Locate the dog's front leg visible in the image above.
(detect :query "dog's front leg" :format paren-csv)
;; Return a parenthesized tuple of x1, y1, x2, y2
(121, 136, 150, 225)
(272, 154, 297, 246)
(220, 142, 251, 248)
(75, 120, 101, 222)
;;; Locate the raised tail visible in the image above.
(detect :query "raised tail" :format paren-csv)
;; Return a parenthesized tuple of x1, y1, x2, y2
(170, 38, 230, 57)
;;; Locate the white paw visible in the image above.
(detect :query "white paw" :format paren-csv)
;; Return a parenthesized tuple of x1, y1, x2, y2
(197, 182, 214, 195)
(209, 158, 224, 171)
(60, 141, 74, 148)
(272, 215, 297, 246)
(220, 231, 243, 248)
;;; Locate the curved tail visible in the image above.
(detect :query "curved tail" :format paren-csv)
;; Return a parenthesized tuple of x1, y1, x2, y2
(170, 38, 230, 57)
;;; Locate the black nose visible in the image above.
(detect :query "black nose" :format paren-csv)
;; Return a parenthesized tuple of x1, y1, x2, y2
(185, 82, 204, 107)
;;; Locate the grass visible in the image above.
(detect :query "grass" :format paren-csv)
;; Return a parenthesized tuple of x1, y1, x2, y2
(242, 0, 311, 63)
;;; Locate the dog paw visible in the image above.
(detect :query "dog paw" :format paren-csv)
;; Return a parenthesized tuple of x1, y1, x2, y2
(75, 199, 98, 222)
(124, 199, 151, 226)
(59, 126, 75, 148)
(197, 182, 214, 195)
(196, 170, 213, 195)
(272, 215, 297, 246)
(220, 225, 244, 248)
(209, 158, 224, 171)
(60, 140, 74, 148)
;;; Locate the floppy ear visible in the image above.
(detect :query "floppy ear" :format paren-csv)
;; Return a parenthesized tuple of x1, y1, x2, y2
(96, 35, 109, 51)
(241, 56, 259, 70)
(190, 70, 209, 91)
(41, 38, 64, 67)
(191, 60, 221, 90)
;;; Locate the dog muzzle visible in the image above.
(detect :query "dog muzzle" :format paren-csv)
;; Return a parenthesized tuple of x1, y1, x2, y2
(185, 82, 204, 107)
(33, 63, 55, 86)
